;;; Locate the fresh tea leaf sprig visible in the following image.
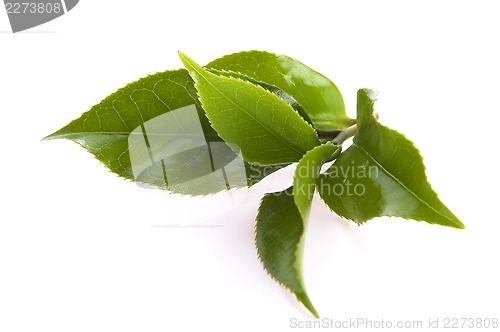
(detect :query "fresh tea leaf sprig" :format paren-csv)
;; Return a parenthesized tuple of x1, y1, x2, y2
(45, 51, 464, 317)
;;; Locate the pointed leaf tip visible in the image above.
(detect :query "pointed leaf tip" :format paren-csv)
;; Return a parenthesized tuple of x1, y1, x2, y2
(42, 69, 283, 195)
(255, 189, 319, 318)
(41, 133, 53, 141)
(297, 291, 320, 318)
(320, 88, 464, 229)
(178, 52, 203, 83)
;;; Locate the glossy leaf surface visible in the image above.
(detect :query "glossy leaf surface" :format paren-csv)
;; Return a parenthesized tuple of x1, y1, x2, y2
(319, 89, 464, 228)
(293, 144, 339, 221)
(44, 70, 282, 195)
(255, 188, 319, 318)
(207, 67, 314, 126)
(43, 51, 465, 318)
(179, 52, 320, 166)
(207, 50, 354, 130)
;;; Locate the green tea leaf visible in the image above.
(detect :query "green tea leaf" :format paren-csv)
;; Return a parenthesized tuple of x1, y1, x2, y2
(207, 67, 314, 126)
(44, 70, 282, 195)
(294, 144, 340, 220)
(257, 143, 340, 318)
(179, 52, 320, 166)
(255, 188, 319, 318)
(43, 50, 466, 318)
(319, 89, 464, 228)
(207, 50, 354, 130)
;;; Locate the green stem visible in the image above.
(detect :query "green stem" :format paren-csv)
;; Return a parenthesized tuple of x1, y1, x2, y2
(317, 124, 357, 162)
(316, 129, 341, 140)
(324, 142, 342, 162)
(331, 124, 357, 145)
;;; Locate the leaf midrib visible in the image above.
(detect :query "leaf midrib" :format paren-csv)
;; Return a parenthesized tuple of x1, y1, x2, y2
(193, 66, 309, 157)
(354, 142, 459, 226)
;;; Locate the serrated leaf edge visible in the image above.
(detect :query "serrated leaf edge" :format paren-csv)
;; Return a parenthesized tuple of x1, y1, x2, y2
(179, 52, 320, 166)
(254, 191, 319, 318)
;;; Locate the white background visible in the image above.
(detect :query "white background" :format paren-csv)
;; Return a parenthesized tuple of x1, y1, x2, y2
(1, 1, 500, 331)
